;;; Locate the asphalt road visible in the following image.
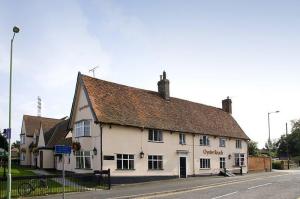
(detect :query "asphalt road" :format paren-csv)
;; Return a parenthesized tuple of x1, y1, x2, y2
(144, 171, 300, 199)
(37, 170, 300, 199)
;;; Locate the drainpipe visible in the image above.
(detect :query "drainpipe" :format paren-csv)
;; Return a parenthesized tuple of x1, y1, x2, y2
(193, 134, 195, 176)
(97, 123, 103, 170)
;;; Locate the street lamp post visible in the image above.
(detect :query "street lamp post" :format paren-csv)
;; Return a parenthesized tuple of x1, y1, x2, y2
(7, 26, 20, 199)
(267, 110, 279, 172)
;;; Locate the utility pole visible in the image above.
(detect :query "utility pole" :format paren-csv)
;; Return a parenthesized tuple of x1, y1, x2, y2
(89, 66, 99, 77)
(286, 122, 290, 170)
(267, 110, 279, 172)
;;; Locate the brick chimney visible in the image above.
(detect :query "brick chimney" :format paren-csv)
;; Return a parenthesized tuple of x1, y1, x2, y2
(222, 97, 232, 114)
(157, 71, 170, 100)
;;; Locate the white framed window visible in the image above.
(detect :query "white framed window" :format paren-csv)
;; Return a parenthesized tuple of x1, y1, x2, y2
(219, 138, 226, 147)
(236, 139, 242, 149)
(74, 120, 91, 137)
(75, 151, 92, 169)
(200, 135, 210, 146)
(148, 155, 163, 170)
(234, 153, 245, 166)
(179, 133, 186, 145)
(148, 129, 163, 142)
(117, 154, 134, 170)
(20, 135, 25, 144)
(20, 152, 25, 161)
(220, 157, 226, 169)
(200, 158, 210, 169)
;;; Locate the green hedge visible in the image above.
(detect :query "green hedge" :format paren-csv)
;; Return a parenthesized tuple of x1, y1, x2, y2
(272, 161, 282, 169)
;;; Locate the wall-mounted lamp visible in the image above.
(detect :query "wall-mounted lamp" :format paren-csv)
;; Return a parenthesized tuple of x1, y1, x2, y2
(93, 147, 97, 156)
(228, 154, 231, 159)
(139, 151, 144, 159)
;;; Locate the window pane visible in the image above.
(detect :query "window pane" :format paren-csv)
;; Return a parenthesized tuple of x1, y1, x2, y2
(129, 160, 134, 169)
(117, 154, 122, 159)
(85, 157, 91, 169)
(117, 159, 122, 169)
(154, 131, 158, 141)
(148, 160, 152, 169)
(158, 131, 162, 141)
(158, 161, 162, 169)
(148, 130, 153, 141)
(123, 160, 128, 169)
(123, 154, 128, 159)
(129, 155, 134, 159)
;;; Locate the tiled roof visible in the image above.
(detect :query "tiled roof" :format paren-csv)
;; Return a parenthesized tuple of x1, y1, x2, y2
(81, 74, 249, 140)
(45, 119, 70, 148)
(23, 115, 62, 137)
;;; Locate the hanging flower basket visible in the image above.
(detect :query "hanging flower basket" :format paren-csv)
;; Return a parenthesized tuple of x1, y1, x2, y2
(72, 142, 81, 151)
(32, 147, 39, 155)
(29, 142, 37, 152)
(20, 148, 26, 153)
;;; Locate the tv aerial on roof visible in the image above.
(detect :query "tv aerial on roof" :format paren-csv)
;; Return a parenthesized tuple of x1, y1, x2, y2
(89, 66, 99, 77)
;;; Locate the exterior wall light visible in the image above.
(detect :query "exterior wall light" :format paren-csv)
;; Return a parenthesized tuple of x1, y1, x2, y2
(228, 154, 231, 159)
(140, 151, 144, 158)
(93, 147, 97, 156)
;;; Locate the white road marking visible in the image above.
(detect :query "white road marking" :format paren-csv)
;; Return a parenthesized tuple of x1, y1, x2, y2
(108, 173, 288, 199)
(211, 191, 238, 199)
(247, 183, 272, 190)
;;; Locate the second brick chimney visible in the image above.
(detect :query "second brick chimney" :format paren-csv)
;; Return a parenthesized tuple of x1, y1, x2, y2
(222, 97, 232, 114)
(157, 71, 170, 100)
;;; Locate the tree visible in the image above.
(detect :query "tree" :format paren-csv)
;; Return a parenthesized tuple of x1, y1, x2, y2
(276, 119, 300, 157)
(265, 139, 278, 158)
(12, 141, 20, 149)
(291, 119, 300, 132)
(0, 131, 8, 151)
(248, 140, 260, 156)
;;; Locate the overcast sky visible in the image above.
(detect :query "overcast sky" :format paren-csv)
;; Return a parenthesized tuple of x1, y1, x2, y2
(1, 0, 300, 148)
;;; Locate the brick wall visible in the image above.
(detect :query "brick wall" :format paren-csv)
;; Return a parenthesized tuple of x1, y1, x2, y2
(248, 156, 271, 172)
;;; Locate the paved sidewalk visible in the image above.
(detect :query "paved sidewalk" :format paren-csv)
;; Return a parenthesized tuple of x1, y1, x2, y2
(31, 169, 52, 176)
(33, 172, 287, 199)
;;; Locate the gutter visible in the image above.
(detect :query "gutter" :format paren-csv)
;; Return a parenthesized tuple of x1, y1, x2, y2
(193, 134, 195, 176)
(96, 121, 103, 170)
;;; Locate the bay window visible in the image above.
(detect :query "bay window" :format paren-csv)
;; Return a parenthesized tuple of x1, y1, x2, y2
(74, 120, 91, 137)
(75, 151, 92, 169)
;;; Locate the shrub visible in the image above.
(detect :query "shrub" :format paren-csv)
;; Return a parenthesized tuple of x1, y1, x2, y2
(272, 161, 282, 169)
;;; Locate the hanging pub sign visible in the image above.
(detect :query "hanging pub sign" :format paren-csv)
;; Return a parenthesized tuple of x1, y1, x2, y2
(203, 149, 223, 155)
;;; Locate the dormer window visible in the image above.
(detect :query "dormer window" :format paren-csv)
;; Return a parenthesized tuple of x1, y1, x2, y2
(148, 129, 163, 142)
(74, 120, 91, 137)
(200, 135, 210, 146)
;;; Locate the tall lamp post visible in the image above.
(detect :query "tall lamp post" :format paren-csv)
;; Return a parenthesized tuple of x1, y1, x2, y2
(267, 110, 279, 172)
(7, 26, 20, 199)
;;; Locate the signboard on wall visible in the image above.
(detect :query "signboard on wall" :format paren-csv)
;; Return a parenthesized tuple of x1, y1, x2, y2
(203, 149, 223, 155)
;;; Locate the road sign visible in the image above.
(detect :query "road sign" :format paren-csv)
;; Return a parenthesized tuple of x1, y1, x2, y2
(54, 145, 71, 199)
(54, 145, 71, 155)
(3, 128, 11, 139)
